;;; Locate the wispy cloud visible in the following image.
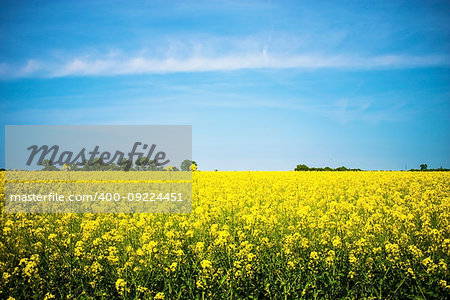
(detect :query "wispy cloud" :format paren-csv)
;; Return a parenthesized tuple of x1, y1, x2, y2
(0, 52, 448, 79)
(193, 93, 417, 124)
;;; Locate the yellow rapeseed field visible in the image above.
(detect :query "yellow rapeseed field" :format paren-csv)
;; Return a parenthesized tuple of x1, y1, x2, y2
(0, 171, 449, 299)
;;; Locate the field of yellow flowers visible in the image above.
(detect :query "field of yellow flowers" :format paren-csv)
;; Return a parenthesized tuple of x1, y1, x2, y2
(1, 171, 449, 299)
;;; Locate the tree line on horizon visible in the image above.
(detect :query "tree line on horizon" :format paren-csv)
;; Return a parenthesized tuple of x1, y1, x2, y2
(408, 164, 449, 172)
(294, 163, 449, 172)
(294, 164, 362, 172)
(1, 162, 449, 172)
(28, 158, 198, 172)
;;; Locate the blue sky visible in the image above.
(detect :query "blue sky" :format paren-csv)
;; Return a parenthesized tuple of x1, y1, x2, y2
(0, 0, 449, 170)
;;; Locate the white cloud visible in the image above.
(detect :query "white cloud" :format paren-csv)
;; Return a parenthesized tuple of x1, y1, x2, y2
(1, 52, 448, 79)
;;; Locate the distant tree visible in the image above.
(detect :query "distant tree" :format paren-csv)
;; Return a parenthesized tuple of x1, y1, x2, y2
(181, 160, 194, 171)
(147, 160, 159, 171)
(135, 157, 150, 170)
(420, 164, 428, 171)
(335, 166, 348, 171)
(295, 164, 310, 171)
(119, 158, 132, 171)
(87, 158, 107, 171)
(40, 159, 59, 171)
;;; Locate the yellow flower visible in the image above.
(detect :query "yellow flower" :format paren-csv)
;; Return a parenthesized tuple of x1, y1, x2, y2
(170, 262, 178, 272)
(201, 259, 212, 269)
(332, 236, 342, 248)
(287, 261, 295, 269)
(196, 279, 204, 289)
(349, 271, 356, 279)
(195, 242, 205, 252)
(137, 285, 148, 293)
(326, 250, 335, 266)
(44, 293, 55, 300)
(115, 278, 126, 295)
(310, 251, 319, 260)
(245, 264, 252, 272)
(2, 272, 11, 283)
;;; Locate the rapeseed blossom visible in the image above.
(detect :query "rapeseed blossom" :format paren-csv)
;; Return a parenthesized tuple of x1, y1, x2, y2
(0, 171, 448, 298)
